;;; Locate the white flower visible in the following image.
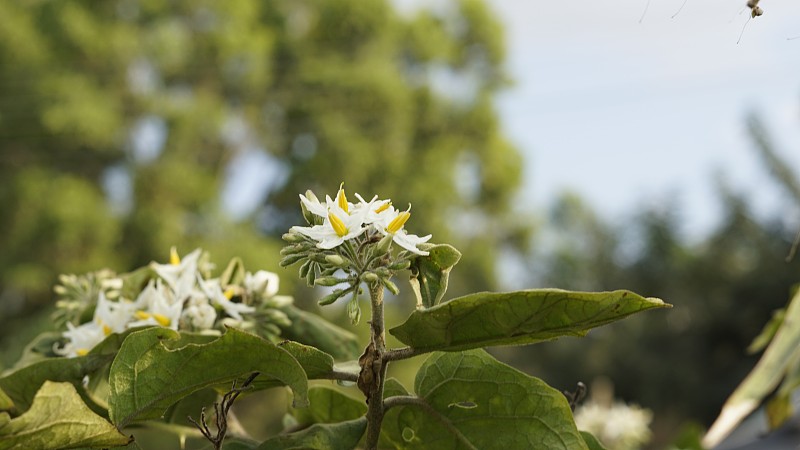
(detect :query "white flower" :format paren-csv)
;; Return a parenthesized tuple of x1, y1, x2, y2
(151, 247, 201, 303)
(201, 279, 255, 321)
(128, 280, 182, 329)
(375, 205, 432, 255)
(244, 270, 280, 298)
(291, 203, 368, 250)
(353, 193, 391, 225)
(56, 322, 106, 358)
(181, 300, 217, 330)
(299, 192, 328, 218)
(575, 401, 652, 450)
(94, 291, 136, 335)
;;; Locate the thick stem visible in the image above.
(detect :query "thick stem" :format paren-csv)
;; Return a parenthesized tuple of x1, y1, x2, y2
(383, 346, 426, 362)
(364, 281, 386, 450)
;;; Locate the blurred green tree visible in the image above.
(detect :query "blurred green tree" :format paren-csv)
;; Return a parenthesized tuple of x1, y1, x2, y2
(0, 0, 529, 364)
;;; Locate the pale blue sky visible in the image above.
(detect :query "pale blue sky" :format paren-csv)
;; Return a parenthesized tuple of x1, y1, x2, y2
(490, 0, 800, 238)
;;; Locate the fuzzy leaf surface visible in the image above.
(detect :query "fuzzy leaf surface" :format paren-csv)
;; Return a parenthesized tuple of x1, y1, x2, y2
(108, 327, 308, 428)
(255, 417, 367, 450)
(390, 289, 669, 352)
(0, 381, 130, 450)
(381, 350, 587, 449)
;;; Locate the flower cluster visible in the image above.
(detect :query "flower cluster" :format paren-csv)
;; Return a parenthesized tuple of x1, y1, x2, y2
(282, 184, 432, 323)
(53, 248, 291, 358)
(574, 400, 653, 450)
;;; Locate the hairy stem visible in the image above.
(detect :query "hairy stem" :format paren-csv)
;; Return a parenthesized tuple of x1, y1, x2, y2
(383, 346, 426, 362)
(364, 281, 386, 450)
(383, 396, 478, 450)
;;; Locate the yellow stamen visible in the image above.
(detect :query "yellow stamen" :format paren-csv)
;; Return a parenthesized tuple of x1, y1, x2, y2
(336, 183, 349, 213)
(224, 288, 235, 300)
(386, 207, 411, 234)
(170, 246, 181, 265)
(375, 201, 391, 214)
(102, 324, 112, 336)
(135, 311, 151, 320)
(153, 313, 171, 327)
(328, 211, 348, 237)
(76, 348, 89, 356)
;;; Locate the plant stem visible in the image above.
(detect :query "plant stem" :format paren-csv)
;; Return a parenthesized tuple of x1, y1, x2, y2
(383, 346, 425, 362)
(364, 281, 387, 450)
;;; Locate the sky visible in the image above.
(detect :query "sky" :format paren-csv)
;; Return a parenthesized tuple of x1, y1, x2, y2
(488, 0, 800, 238)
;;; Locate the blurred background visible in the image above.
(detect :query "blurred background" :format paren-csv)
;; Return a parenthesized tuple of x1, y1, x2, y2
(1, 0, 799, 448)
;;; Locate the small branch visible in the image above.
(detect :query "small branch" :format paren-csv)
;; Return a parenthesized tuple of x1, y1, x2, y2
(323, 369, 359, 383)
(188, 372, 259, 450)
(383, 396, 478, 450)
(383, 346, 426, 362)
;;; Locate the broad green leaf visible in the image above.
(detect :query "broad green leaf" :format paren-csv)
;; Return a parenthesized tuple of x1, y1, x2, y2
(292, 386, 366, 426)
(162, 387, 217, 427)
(277, 305, 361, 360)
(704, 287, 800, 448)
(108, 327, 309, 428)
(4, 332, 63, 372)
(747, 308, 785, 354)
(277, 341, 335, 380)
(0, 353, 113, 415)
(383, 377, 410, 398)
(390, 289, 669, 352)
(0, 381, 130, 450)
(580, 431, 608, 450)
(255, 417, 367, 450)
(381, 350, 588, 450)
(409, 243, 462, 309)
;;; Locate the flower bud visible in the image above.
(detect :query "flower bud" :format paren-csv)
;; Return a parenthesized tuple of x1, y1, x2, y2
(280, 243, 310, 256)
(282, 231, 305, 243)
(279, 253, 305, 267)
(318, 289, 346, 306)
(362, 272, 379, 283)
(324, 254, 350, 268)
(301, 190, 320, 225)
(374, 267, 392, 278)
(382, 278, 400, 296)
(389, 260, 411, 271)
(347, 297, 361, 324)
(374, 233, 394, 256)
(314, 276, 344, 287)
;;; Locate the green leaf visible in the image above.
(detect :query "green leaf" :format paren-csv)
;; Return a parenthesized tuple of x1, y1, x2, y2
(747, 308, 786, 354)
(381, 350, 587, 449)
(108, 327, 309, 428)
(0, 387, 13, 411)
(704, 287, 800, 448)
(5, 331, 63, 371)
(0, 381, 130, 450)
(0, 353, 113, 415)
(409, 244, 462, 308)
(277, 341, 335, 380)
(255, 417, 367, 450)
(277, 305, 361, 360)
(390, 289, 669, 352)
(580, 431, 608, 450)
(292, 386, 366, 426)
(383, 377, 410, 398)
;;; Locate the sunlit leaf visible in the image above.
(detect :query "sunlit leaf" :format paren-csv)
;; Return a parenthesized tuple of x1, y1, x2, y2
(255, 417, 367, 450)
(381, 350, 587, 449)
(0, 381, 130, 450)
(408, 244, 461, 309)
(390, 289, 669, 352)
(277, 341, 335, 380)
(108, 327, 309, 428)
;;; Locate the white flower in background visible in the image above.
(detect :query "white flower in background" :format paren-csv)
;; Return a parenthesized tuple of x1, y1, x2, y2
(244, 270, 280, 299)
(94, 291, 136, 335)
(180, 297, 217, 330)
(55, 322, 106, 357)
(575, 401, 653, 450)
(129, 280, 182, 329)
(151, 247, 201, 302)
(201, 279, 255, 321)
(375, 205, 432, 255)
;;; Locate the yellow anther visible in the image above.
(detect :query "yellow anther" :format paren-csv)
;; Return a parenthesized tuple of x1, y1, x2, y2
(76, 348, 89, 356)
(375, 201, 391, 214)
(224, 288, 235, 300)
(336, 183, 349, 213)
(153, 313, 171, 327)
(135, 311, 151, 320)
(102, 324, 112, 336)
(328, 212, 348, 237)
(386, 207, 411, 234)
(169, 246, 181, 265)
